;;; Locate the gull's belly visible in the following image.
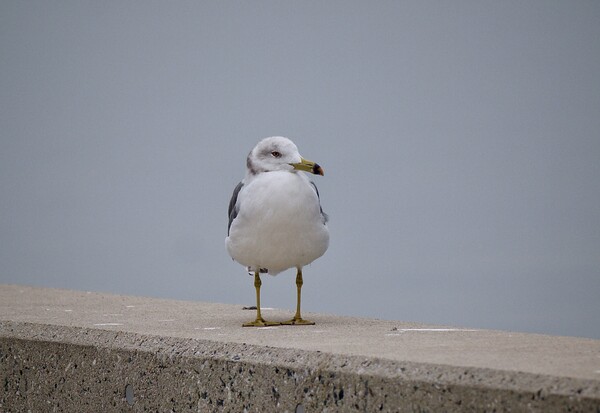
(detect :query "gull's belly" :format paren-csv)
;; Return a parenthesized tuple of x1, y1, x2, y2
(226, 172, 329, 275)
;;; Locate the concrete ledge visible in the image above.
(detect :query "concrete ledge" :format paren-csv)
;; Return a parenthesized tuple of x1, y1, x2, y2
(1, 285, 599, 412)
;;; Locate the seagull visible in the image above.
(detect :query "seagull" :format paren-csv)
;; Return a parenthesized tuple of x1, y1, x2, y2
(226, 137, 329, 327)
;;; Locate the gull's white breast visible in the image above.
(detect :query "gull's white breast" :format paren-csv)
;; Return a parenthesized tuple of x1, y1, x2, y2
(226, 171, 329, 275)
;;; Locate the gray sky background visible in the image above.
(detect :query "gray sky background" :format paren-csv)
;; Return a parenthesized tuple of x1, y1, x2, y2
(1, 1, 599, 338)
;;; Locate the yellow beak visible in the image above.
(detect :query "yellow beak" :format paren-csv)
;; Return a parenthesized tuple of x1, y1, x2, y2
(291, 157, 324, 176)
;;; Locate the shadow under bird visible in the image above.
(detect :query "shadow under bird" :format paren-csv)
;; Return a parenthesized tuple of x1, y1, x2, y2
(226, 136, 329, 327)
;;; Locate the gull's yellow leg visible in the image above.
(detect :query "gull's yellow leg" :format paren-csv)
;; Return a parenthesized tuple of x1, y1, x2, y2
(243, 270, 279, 327)
(281, 268, 315, 326)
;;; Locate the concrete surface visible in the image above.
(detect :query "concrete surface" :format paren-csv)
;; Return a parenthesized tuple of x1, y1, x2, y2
(1, 284, 599, 412)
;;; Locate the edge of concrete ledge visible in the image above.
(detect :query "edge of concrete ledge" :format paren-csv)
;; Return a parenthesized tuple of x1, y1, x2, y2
(3, 319, 600, 396)
(1, 284, 600, 412)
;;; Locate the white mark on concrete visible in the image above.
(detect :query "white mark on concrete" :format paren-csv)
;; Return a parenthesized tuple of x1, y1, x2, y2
(103, 313, 123, 317)
(386, 328, 478, 336)
(256, 326, 279, 330)
(64, 309, 73, 312)
(93, 323, 124, 326)
(594, 370, 600, 374)
(202, 327, 222, 330)
(92, 359, 97, 366)
(64, 362, 71, 372)
(125, 305, 135, 308)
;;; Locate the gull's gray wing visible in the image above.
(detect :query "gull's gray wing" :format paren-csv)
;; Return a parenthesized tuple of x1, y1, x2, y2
(228, 181, 244, 235)
(310, 181, 329, 224)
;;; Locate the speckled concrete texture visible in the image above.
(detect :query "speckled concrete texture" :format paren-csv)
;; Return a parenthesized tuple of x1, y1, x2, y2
(1, 285, 599, 412)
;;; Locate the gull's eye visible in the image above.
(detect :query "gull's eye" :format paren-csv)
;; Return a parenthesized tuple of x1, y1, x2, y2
(271, 151, 282, 158)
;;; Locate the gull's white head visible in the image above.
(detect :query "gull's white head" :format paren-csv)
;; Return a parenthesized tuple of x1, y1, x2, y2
(246, 136, 324, 176)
